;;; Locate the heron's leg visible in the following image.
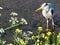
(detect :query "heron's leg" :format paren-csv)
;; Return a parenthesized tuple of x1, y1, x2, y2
(47, 19, 48, 29)
(52, 19, 54, 29)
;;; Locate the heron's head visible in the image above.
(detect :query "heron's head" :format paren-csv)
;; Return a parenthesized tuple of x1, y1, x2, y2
(35, 3, 48, 12)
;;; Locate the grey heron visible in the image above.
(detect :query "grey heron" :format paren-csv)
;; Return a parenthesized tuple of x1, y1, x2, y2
(35, 3, 56, 30)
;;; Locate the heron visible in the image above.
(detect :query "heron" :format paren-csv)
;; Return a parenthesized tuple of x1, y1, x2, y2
(35, 3, 56, 30)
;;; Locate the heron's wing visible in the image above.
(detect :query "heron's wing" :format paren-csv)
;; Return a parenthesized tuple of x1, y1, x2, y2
(51, 8, 54, 15)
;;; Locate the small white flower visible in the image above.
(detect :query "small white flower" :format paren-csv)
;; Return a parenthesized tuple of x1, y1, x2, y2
(0, 7, 3, 9)
(9, 20, 12, 22)
(3, 41, 7, 45)
(24, 37, 31, 40)
(16, 20, 19, 23)
(20, 22, 23, 24)
(10, 12, 18, 16)
(27, 31, 33, 34)
(15, 37, 20, 42)
(23, 32, 27, 37)
(0, 28, 5, 33)
(12, 21, 16, 24)
(15, 17, 19, 23)
(21, 18, 28, 24)
(11, 17, 14, 20)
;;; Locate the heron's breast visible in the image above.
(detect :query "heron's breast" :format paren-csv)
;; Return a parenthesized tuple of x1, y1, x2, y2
(42, 10, 52, 19)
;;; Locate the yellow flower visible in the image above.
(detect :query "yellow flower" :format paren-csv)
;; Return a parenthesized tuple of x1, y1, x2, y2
(45, 36, 48, 39)
(36, 35, 40, 38)
(58, 40, 60, 42)
(7, 43, 13, 45)
(19, 39, 26, 45)
(52, 43, 55, 45)
(37, 39, 40, 42)
(41, 33, 45, 38)
(31, 35, 36, 40)
(36, 43, 39, 45)
(45, 43, 49, 45)
(57, 35, 60, 38)
(15, 28, 22, 34)
(57, 32, 60, 38)
(38, 26, 42, 31)
(58, 32, 60, 35)
(47, 31, 52, 36)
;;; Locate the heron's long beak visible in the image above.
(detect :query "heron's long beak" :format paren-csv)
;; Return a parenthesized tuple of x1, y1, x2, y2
(35, 7, 42, 12)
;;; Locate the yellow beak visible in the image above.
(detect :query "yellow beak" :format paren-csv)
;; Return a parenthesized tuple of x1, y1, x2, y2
(35, 7, 42, 12)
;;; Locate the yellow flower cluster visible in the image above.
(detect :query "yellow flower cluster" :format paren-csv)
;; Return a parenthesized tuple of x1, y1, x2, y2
(37, 39, 40, 42)
(19, 39, 26, 45)
(45, 36, 48, 39)
(47, 31, 52, 36)
(52, 43, 55, 45)
(41, 33, 45, 38)
(58, 32, 60, 34)
(57, 35, 60, 38)
(15, 28, 22, 34)
(31, 35, 36, 40)
(45, 43, 49, 45)
(7, 43, 13, 45)
(57, 32, 60, 38)
(58, 40, 60, 42)
(57, 32, 60, 42)
(38, 26, 42, 31)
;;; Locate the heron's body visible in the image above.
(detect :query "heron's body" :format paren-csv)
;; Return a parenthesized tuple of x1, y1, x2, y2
(42, 3, 55, 19)
(35, 3, 56, 29)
